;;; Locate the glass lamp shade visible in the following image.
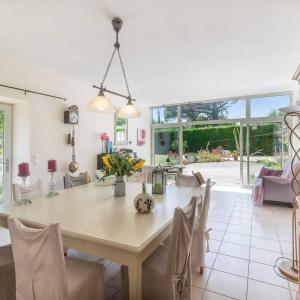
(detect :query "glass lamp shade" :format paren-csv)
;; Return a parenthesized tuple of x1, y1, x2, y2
(87, 94, 115, 113)
(118, 101, 141, 118)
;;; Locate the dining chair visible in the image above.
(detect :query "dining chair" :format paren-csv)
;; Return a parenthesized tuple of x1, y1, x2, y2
(64, 171, 90, 189)
(12, 179, 43, 204)
(0, 245, 15, 300)
(8, 217, 105, 300)
(175, 172, 204, 188)
(191, 178, 212, 274)
(121, 197, 197, 300)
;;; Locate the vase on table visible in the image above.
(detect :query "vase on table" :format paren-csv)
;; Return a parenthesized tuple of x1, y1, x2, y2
(114, 176, 126, 197)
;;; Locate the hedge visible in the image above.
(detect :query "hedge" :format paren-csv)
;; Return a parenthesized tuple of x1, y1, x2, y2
(154, 124, 282, 155)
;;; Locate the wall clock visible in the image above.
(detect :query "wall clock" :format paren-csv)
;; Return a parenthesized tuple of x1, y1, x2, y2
(64, 105, 79, 124)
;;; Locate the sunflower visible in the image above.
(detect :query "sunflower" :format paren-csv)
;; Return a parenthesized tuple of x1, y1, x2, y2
(132, 159, 145, 171)
(102, 155, 112, 169)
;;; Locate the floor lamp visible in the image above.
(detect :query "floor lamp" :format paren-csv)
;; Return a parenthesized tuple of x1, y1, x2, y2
(278, 64, 300, 282)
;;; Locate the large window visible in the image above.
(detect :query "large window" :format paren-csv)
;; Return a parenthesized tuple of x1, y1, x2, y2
(250, 95, 290, 118)
(181, 99, 246, 122)
(151, 92, 292, 186)
(152, 106, 178, 124)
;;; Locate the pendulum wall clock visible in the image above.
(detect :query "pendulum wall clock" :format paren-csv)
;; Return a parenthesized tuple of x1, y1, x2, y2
(64, 105, 79, 173)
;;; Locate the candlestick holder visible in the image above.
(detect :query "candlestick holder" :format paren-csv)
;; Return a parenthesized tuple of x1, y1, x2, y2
(16, 175, 31, 205)
(46, 171, 59, 197)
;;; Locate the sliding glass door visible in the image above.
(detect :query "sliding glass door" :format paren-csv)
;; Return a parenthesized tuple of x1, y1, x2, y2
(242, 122, 288, 185)
(0, 103, 12, 202)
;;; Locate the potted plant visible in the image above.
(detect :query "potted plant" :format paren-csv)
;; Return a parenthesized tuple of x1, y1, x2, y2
(231, 150, 239, 161)
(102, 153, 145, 196)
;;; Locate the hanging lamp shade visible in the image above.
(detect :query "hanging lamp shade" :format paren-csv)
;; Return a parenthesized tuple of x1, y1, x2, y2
(87, 90, 115, 113)
(118, 99, 141, 118)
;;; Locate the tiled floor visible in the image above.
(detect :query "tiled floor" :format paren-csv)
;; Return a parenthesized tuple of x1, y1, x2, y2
(0, 185, 298, 300)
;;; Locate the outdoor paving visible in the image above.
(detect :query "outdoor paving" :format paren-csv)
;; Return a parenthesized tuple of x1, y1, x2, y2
(183, 160, 263, 186)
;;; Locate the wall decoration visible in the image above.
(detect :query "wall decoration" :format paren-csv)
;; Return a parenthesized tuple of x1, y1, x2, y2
(100, 132, 110, 153)
(64, 105, 79, 173)
(137, 128, 146, 146)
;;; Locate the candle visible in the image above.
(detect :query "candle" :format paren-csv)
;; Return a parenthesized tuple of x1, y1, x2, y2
(18, 162, 30, 177)
(48, 160, 57, 172)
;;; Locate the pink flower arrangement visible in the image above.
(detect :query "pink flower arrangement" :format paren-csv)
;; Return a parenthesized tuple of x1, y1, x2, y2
(100, 132, 110, 142)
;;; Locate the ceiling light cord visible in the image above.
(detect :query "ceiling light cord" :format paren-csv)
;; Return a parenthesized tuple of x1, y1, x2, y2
(99, 29, 132, 100)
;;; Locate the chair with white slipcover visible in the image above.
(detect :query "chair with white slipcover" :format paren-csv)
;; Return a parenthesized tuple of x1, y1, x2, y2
(175, 171, 204, 188)
(0, 245, 15, 300)
(121, 197, 197, 300)
(8, 217, 105, 300)
(191, 178, 212, 274)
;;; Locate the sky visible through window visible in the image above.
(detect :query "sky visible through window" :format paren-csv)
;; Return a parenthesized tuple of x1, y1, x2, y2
(152, 94, 291, 123)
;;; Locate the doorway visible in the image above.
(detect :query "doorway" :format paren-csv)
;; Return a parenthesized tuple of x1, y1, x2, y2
(0, 103, 12, 202)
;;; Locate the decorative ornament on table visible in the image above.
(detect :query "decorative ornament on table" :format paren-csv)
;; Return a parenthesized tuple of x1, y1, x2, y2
(46, 159, 59, 197)
(102, 152, 145, 197)
(152, 165, 166, 194)
(134, 183, 154, 213)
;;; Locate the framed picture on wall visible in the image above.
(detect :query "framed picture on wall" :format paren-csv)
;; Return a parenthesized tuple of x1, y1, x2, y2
(137, 128, 146, 146)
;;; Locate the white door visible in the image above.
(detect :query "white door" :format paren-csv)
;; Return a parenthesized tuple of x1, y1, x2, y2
(0, 103, 12, 202)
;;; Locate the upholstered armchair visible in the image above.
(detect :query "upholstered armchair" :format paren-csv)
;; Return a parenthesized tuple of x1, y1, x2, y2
(252, 161, 300, 206)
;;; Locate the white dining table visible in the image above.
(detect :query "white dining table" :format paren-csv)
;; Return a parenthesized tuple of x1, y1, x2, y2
(0, 182, 205, 300)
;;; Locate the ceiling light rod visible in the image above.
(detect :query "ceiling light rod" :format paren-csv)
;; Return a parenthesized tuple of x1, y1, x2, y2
(0, 83, 66, 101)
(93, 17, 133, 100)
(92, 84, 136, 102)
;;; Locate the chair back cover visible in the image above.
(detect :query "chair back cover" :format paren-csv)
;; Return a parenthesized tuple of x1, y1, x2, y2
(191, 179, 212, 267)
(175, 172, 201, 188)
(8, 217, 68, 300)
(64, 172, 90, 189)
(12, 179, 43, 203)
(166, 197, 197, 300)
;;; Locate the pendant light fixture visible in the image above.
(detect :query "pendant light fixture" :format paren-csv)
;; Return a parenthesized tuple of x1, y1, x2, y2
(87, 17, 141, 118)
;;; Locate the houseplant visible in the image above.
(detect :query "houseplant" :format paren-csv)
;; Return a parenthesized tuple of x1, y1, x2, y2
(102, 153, 145, 196)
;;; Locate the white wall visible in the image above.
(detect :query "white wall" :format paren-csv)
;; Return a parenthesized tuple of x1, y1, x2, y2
(0, 57, 151, 192)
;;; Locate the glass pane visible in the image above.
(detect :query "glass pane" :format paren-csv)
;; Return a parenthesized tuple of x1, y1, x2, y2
(152, 106, 178, 124)
(153, 128, 179, 166)
(0, 111, 4, 202)
(115, 117, 128, 144)
(250, 95, 291, 118)
(246, 122, 287, 185)
(182, 123, 241, 186)
(181, 99, 246, 122)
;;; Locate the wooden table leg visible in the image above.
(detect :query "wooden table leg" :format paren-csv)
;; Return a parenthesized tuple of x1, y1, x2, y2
(128, 258, 142, 300)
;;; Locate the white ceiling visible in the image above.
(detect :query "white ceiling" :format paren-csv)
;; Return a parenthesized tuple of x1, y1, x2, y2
(0, 0, 300, 105)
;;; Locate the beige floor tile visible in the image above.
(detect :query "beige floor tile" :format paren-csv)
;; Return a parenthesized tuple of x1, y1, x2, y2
(201, 290, 233, 300)
(206, 270, 247, 300)
(207, 221, 228, 231)
(251, 236, 281, 252)
(191, 286, 204, 300)
(208, 214, 230, 224)
(231, 211, 252, 220)
(209, 229, 225, 241)
(250, 247, 281, 266)
(210, 240, 221, 253)
(251, 226, 278, 240)
(226, 224, 251, 235)
(213, 254, 248, 277)
(249, 261, 289, 288)
(205, 252, 217, 268)
(192, 266, 211, 288)
(219, 241, 250, 260)
(229, 217, 252, 227)
(247, 279, 292, 300)
(223, 232, 250, 246)
(280, 241, 293, 255)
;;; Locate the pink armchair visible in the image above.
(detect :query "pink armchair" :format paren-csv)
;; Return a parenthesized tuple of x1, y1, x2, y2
(252, 161, 300, 206)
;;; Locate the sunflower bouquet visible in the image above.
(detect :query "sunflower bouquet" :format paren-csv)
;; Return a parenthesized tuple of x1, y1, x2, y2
(102, 152, 145, 178)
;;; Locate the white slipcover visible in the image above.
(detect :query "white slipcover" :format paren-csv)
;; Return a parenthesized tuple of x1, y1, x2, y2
(8, 217, 104, 300)
(121, 197, 197, 300)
